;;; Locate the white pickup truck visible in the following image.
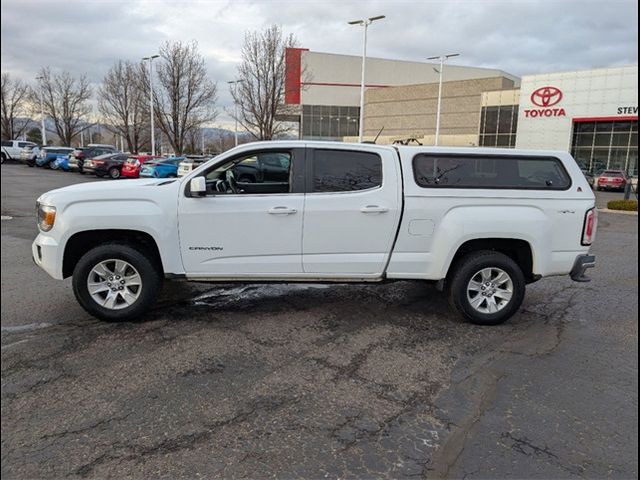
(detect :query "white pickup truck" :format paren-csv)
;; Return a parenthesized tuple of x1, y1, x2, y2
(33, 141, 597, 325)
(1, 139, 37, 163)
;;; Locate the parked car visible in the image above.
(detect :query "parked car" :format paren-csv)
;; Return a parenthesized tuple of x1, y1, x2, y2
(83, 153, 130, 178)
(140, 156, 185, 178)
(32, 141, 597, 324)
(20, 144, 41, 166)
(68, 144, 118, 173)
(36, 147, 75, 168)
(596, 170, 628, 191)
(51, 155, 71, 171)
(121, 154, 162, 178)
(581, 169, 595, 189)
(2, 140, 37, 163)
(177, 155, 215, 177)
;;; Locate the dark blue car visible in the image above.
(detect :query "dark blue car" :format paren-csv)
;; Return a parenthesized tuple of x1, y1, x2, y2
(140, 156, 185, 178)
(36, 147, 74, 168)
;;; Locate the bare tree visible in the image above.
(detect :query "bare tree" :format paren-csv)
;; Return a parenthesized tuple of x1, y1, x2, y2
(231, 25, 297, 140)
(148, 41, 218, 156)
(34, 68, 92, 146)
(98, 61, 147, 152)
(1, 73, 31, 140)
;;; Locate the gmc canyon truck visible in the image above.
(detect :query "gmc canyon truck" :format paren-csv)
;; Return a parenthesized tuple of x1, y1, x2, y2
(32, 141, 597, 325)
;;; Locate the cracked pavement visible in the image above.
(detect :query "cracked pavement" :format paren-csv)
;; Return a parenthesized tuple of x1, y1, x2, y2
(2, 165, 638, 478)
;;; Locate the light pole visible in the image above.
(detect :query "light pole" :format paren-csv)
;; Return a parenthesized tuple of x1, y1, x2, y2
(35, 75, 47, 146)
(427, 53, 460, 146)
(143, 54, 160, 155)
(349, 15, 385, 142)
(227, 80, 243, 146)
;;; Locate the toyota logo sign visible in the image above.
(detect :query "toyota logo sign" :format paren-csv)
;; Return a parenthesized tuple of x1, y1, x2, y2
(530, 86, 563, 107)
(524, 86, 566, 118)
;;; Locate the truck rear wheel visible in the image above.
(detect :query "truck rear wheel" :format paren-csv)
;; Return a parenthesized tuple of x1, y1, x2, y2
(72, 243, 162, 321)
(448, 251, 525, 325)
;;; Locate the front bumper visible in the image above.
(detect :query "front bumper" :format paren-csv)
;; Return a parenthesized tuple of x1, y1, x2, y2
(570, 254, 596, 282)
(32, 234, 63, 279)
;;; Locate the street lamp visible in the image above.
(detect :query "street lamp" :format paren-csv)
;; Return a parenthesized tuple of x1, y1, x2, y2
(227, 80, 243, 146)
(427, 53, 460, 146)
(35, 75, 47, 146)
(142, 54, 160, 155)
(349, 14, 385, 143)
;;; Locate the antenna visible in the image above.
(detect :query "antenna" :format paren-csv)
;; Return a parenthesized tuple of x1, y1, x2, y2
(362, 126, 384, 144)
(373, 126, 384, 143)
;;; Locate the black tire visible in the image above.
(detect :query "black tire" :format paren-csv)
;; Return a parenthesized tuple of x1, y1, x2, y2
(108, 167, 121, 179)
(1, 153, 6, 164)
(72, 243, 163, 322)
(448, 250, 526, 326)
(27, 161, 35, 167)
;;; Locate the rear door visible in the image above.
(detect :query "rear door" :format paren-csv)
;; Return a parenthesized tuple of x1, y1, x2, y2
(302, 147, 402, 276)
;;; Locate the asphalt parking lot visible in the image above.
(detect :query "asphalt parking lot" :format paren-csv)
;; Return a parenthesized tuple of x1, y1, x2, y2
(1, 164, 638, 479)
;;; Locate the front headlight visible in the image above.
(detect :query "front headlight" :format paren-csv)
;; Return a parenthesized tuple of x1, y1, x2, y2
(37, 202, 56, 232)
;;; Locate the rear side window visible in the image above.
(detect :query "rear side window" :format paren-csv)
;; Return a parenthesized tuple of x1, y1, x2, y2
(1, 141, 11, 147)
(412, 154, 571, 190)
(312, 149, 382, 192)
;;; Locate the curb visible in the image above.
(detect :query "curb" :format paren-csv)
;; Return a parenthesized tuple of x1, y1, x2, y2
(597, 208, 638, 216)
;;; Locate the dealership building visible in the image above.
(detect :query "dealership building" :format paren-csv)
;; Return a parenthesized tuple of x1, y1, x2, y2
(283, 48, 638, 174)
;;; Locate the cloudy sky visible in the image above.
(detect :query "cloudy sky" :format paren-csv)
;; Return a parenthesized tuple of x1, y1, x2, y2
(1, 0, 637, 126)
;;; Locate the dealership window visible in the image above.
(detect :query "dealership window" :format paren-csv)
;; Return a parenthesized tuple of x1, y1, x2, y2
(571, 120, 638, 175)
(478, 105, 518, 148)
(302, 105, 360, 140)
(413, 154, 570, 190)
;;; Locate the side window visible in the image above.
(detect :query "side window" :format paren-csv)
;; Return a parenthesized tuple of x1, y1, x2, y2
(1, 141, 12, 147)
(412, 154, 571, 190)
(204, 151, 292, 195)
(18, 142, 30, 148)
(312, 149, 382, 192)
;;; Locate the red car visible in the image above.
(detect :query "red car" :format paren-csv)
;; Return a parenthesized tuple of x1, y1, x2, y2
(596, 170, 628, 191)
(121, 154, 161, 178)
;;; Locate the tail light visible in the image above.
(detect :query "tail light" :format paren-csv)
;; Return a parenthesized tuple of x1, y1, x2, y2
(582, 208, 597, 246)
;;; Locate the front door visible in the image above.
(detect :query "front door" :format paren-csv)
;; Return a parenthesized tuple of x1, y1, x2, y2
(178, 149, 305, 277)
(302, 147, 402, 276)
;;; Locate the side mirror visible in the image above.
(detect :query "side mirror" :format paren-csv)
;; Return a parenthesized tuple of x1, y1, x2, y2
(190, 176, 207, 196)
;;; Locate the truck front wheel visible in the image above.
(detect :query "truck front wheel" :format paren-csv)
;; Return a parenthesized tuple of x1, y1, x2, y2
(72, 243, 162, 321)
(448, 251, 526, 325)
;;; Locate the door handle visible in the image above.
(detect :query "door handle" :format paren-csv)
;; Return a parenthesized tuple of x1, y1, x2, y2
(268, 206, 297, 215)
(360, 205, 389, 213)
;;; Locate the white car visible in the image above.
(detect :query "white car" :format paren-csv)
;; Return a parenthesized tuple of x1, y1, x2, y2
(177, 155, 215, 177)
(32, 141, 597, 325)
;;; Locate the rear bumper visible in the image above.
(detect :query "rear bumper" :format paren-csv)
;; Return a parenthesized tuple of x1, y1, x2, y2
(598, 182, 626, 190)
(121, 169, 140, 178)
(570, 254, 596, 282)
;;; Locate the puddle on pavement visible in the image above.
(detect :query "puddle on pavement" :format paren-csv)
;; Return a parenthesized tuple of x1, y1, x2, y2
(191, 284, 333, 307)
(1, 322, 52, 333)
